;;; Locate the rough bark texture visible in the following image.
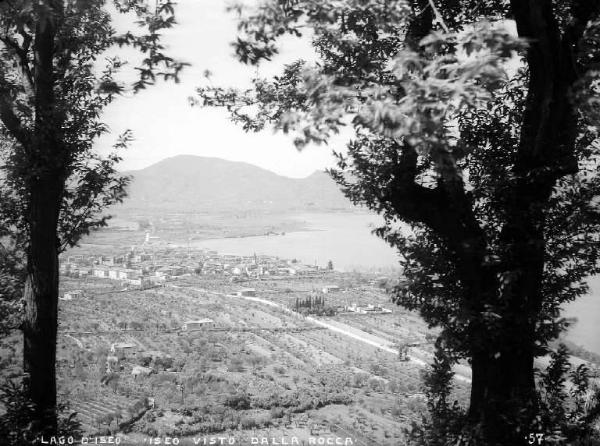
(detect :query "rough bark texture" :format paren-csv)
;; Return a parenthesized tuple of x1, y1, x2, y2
(22, 178, 62, 435)
(391, 1, 600, 443)
(21, 4, 62, 434)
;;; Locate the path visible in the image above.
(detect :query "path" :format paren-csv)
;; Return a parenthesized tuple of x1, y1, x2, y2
(169, 284, 472, 383)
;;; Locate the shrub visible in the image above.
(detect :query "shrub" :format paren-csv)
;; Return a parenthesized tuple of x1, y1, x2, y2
(0, 380, 82, 445)
(352, 372, 369, 388)
(240, 415, 258, 429)
(246, 354, 265, 370)
(224, 392, 251, 410)
(270, 407, 285, 418)
(227, 357, 244, 372)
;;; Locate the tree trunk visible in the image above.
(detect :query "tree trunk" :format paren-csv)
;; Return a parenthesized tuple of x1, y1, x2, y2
(465, 234, 543, 445)
(22, 176, 62, 435)
(21, 3, 62, 434)
(469, 343, 536, 445)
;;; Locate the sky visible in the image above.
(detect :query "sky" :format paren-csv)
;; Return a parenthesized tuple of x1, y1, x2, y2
(97, 0, 341, 178)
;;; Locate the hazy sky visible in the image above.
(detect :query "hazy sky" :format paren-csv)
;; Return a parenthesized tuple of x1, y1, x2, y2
(97, 0, 341, 178)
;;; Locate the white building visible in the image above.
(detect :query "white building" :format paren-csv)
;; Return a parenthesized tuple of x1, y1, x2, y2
(60, 290, 83, 300)
(181, 318, 214, 331)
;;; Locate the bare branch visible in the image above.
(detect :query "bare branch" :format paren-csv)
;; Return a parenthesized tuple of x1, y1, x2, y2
(427, 0, 449, 33)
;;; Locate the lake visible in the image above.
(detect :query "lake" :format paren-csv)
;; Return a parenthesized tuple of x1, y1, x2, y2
(190, 212, 600, 354)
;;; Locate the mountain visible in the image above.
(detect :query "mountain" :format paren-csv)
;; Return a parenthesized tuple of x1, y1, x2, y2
(117, 155, 353, 212)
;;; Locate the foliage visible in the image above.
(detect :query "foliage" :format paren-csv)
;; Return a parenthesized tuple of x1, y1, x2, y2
(550, 337, 600, 366)
(0, 0, 187, 433)
(534, 345, 600, 445)
(0, 239, 24, 336)
(0, 0, 187, 259)
(294, 293, 336, 315)
(407, 344, 600, 445)
(406, 341, 470, 445)
(0, 380, 82, 445)
(197, 0, 600, 442)
(223, 391, 251, 410)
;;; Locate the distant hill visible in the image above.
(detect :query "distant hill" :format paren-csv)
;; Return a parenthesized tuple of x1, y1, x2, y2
(117, 155, 353, 212)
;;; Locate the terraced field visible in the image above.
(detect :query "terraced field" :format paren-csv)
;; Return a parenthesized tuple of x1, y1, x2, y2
(51, 272, 458, 444)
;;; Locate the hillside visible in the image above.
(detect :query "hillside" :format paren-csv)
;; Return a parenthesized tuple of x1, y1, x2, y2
(117, 155, 353, 212)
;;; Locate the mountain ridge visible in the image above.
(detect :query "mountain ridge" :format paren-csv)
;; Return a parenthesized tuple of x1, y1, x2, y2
(117, 155, 352, 212)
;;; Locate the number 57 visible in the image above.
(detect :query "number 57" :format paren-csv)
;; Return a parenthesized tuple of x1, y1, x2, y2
(526, 433, 544, 445)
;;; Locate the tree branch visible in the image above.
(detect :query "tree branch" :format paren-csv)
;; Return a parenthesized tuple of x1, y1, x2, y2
(406, 0, 434, 50)
(0, 34, 34, 91)
(510, 0, 578, 180)
(426, 0, 449, 33)
(0, 91, 30, 147)
(388, 142, 486, 258)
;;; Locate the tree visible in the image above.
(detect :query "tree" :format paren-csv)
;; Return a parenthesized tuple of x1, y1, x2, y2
(0, 380, 82, 446)
(0, 0, 185, 436)
(196, 1, 600, 443)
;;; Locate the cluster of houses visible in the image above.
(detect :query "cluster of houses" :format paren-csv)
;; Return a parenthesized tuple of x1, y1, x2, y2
(60, 247, 327, 289)
(199, 252, 323, 278)
(60, 250, 197, 289)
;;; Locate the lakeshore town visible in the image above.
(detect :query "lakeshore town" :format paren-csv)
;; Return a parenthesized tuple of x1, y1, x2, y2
(59, 232, 394, 317)
(17, 229, 452, 446)
(1, 230, 597, 445)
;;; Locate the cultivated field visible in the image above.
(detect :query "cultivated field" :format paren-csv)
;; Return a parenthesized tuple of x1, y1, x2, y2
(37, 271, 470, 445)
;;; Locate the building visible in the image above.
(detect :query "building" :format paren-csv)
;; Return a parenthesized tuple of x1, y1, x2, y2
(322, 285, 341, 294)
(235, 288, 256, 297)
(60, 290, 83, 300)
(348, 304, 392, 314)
(132, 253, 152, 263)
(230, 266, 243, 276)
(111, 342, 136, 357)
(131, 365, 153, 378)
(92, 267, 108, 278)
(102, 256, 116, 266)
(75, 268, 90, 278)
(181, 318, 214, 331)
(126, 276, 155, 289)
(116, 268, 143, 280)
(59, 262, 76, 275)
(277, 267, 297, 275)
(169, 266, 185, 276)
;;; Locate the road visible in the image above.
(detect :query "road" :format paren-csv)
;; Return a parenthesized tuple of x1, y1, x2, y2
(169, 284, 472, 383)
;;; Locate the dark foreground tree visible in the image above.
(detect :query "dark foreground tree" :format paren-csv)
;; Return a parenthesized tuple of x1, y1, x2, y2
(0, 0, 185, 436)
(196, 1, 600, 443)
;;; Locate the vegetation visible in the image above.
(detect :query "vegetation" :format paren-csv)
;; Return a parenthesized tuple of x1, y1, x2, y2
(35, 273, 436, 442)
(0, 380, 82, 446)
(197, 0, 600, 443)
(0, 0, 185, 436)
(294, 294, 336, 315)
(409, 343, 600, 445)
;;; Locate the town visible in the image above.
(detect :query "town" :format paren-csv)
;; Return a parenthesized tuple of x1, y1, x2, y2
(0, 235, 457, 446)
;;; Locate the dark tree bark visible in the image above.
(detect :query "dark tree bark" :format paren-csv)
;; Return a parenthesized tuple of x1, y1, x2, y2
(460, 2, 600, 443)
(21, 4, 63, 434)
(393, 3, 600, 443)
(22, 177, 62, 435)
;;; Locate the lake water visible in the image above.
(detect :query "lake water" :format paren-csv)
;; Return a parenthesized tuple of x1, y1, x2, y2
(191, 212, 600, 354)
(191, 212, 400, 271)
